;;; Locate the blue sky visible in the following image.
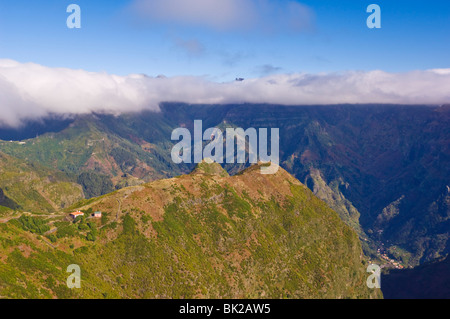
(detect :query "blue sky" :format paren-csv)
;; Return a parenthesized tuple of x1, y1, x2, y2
(0, 0, 449, 81)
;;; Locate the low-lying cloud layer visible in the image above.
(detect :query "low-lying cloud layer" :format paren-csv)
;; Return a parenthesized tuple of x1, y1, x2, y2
(0, 59, 449, 127)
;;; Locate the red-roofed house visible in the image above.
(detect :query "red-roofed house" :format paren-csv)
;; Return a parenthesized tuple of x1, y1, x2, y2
(69, 211, 84, 219)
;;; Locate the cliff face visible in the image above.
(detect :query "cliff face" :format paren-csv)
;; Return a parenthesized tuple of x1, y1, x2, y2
(0, 162, 381, 299)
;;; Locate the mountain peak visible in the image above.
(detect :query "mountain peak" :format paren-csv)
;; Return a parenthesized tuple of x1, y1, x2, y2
(238, 161, 284, 177)
(191, 159, 229, 177)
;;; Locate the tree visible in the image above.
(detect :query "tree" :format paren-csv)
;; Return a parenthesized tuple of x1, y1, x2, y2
(86, 232, 96, 241)
(77, 172, 114, 198)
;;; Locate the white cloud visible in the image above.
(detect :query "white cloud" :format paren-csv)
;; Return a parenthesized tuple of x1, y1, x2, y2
(0, 59, 449, 127)
(131, 0, 254, 31)
(0, 59, 160, 127)
(431, 69, 450, 75)
(130, 0, 315, 33)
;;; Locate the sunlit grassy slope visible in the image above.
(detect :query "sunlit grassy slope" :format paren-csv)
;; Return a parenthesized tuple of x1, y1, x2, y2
(0, 162, 381, 299)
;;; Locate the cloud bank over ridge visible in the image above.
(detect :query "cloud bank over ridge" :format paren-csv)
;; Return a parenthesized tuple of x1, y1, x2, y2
(0, 59, 449, 127)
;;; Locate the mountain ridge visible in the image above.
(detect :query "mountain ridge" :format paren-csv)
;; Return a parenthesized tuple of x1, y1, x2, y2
(0, 103, 448, 268)
(0, 162, 381, 298)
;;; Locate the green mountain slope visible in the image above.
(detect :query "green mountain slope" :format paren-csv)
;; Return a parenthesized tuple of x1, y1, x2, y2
(1, 103, 447, 268)
(167, 103, 449, 267)
(0, 113, 188, 195)
(0, 152, 83, 214)
(0, 163, 381, 299)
